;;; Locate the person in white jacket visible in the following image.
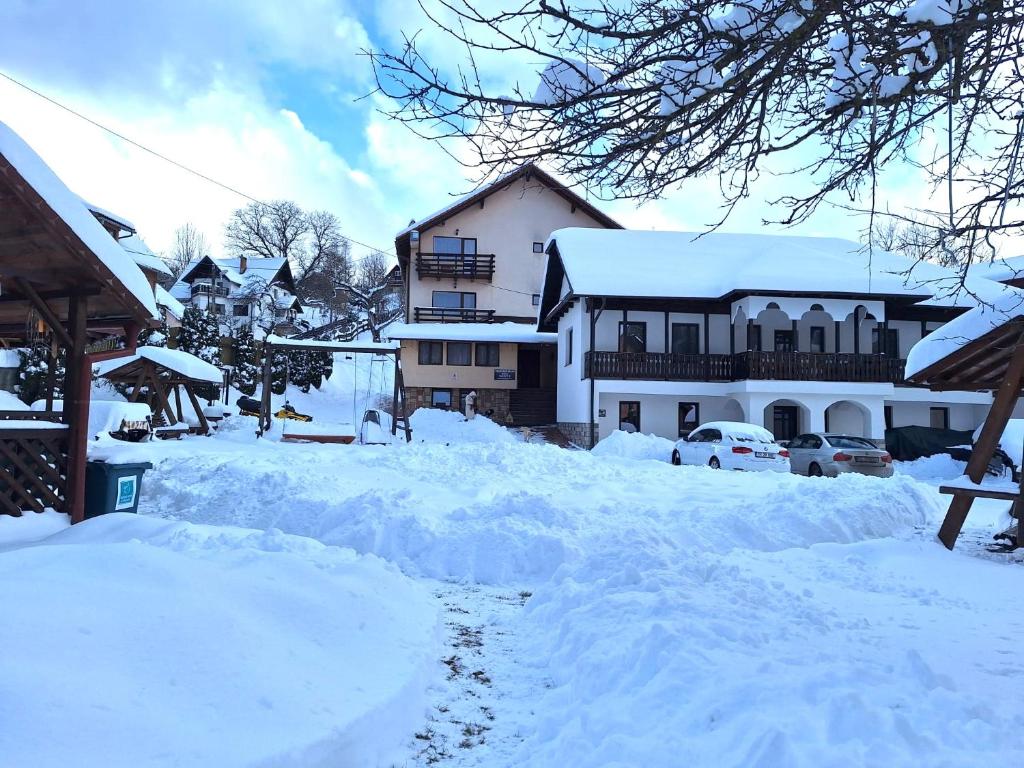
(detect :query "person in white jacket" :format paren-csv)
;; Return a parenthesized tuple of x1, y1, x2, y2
(464, 390, 477, 421)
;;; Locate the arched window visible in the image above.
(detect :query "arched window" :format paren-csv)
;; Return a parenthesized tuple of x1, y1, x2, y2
(810, 303, 824, 311)
(766, 301, 781, 310)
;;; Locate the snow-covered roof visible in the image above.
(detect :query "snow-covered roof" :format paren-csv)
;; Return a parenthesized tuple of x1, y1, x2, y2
(94, 346, 223, 383)
(905, 287, 1024, 379)
(265, 334, 399, 353)
(0, 122, 159, 319)
(171, 256, 294, 299)
(155, 284, 185, 320)
(545, 228, 1003, 309)
(119, 233, 172, 277)
(81, 198, 136, 233)
(966, 255, 1024, 284)
(387, 322, 557, 344)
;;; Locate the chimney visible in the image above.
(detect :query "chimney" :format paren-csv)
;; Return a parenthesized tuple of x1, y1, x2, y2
(239, 255, 248, 274)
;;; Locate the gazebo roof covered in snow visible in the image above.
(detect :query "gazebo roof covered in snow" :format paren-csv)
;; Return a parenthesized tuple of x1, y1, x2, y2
(905, 289, 1024, 390)
(95, 346, 222, 383)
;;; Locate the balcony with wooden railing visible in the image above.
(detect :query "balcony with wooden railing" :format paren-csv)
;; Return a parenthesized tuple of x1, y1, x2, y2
(585, 350, 907, 384)
(191, 282, 229, 298)
(415, 253, 496, 282)
(413, 307, 497, 323)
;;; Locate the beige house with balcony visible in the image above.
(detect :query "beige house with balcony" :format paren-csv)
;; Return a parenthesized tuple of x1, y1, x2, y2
(389, 164, 621, 424)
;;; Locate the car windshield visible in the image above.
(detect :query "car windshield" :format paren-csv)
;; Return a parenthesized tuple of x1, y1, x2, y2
(827, 436, 877, 450)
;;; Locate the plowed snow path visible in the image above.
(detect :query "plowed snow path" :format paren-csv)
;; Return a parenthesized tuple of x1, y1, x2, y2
(401, 582, 543, 767)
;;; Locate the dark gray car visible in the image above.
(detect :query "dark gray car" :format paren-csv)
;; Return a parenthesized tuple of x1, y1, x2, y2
(787, 433, 894, 478)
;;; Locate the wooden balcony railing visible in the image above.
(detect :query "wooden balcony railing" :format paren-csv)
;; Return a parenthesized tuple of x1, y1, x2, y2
(585, 350, 907, 384)
(413, 307, 497, 323)
(416, 253, 496, 281)
(191, 283, 229, 297)
(586, 351, 734, 381)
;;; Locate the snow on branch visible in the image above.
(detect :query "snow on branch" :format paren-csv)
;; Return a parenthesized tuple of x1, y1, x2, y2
(369, 0, 1024, 261)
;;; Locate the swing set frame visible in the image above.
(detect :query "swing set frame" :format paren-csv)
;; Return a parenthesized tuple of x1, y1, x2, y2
(256, 334, 413, 443)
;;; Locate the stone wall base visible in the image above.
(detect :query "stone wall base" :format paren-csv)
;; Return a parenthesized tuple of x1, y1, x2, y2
(558, 421, 592, 448)
(405, 386, 513, 425)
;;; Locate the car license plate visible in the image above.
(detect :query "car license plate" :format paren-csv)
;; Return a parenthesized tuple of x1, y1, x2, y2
(755, 451, 773, 459)
(854, 456, 878, 464)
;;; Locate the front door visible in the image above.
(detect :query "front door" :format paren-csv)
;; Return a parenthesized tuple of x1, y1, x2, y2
(517, 348, 541, 388)
(773, 405, 799, 441)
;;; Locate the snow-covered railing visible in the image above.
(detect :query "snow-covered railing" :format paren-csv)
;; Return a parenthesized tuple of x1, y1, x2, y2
(0, 410, 69, 515)
(413, 307, 496, 323)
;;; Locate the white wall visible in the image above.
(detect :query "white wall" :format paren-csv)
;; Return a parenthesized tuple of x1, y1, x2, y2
(557, 303, 590, 423)
(596, 393, 744, 442)
(886, 401, 988, 432)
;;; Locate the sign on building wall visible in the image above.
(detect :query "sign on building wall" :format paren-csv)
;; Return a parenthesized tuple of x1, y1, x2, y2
(494, 369, 516, 381)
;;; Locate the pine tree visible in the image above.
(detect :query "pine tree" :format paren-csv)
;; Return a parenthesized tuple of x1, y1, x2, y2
(137, 316, 170, 348)
(179, 306, 222, 400)
(232, 325, 261, 396)
(271, 352, 288, 395)
(15, 343, 64, 406)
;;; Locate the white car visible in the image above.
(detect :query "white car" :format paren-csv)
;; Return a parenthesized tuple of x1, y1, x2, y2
(670, 421, 791, 472)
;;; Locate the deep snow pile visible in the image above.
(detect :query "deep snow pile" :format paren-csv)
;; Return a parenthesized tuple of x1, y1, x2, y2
(119, 434, 941, 585)
(591, 429, 674, 462)
(0, 513, 439, 768)
(409, 408, 518, 445)
(71, 416, 1024, 767)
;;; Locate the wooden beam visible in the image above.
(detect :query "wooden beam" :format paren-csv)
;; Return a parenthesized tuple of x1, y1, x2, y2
(13, 278, 74, 349)
(938, 335, 1024, 548)
(184, 383, 209, 435)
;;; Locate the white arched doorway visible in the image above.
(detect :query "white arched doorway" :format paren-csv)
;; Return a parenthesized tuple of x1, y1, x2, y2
(825, 400, 872, 437)
(763, 398, 811, 441)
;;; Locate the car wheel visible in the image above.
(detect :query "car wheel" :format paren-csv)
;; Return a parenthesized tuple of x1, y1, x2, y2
(708, 456, 721, 470)
(671, 449, 681, 466)
(809, 462, 823, 477)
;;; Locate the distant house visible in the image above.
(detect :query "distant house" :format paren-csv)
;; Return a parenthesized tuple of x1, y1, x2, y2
(389, 163, 620, 424)
(83, 201, 180, 330)
(169, 255, 303, 337)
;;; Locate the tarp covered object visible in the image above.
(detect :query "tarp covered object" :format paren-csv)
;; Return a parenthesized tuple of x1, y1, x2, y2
(884, 425, 975, 462)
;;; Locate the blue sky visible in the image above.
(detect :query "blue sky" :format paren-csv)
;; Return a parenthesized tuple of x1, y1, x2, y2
(0, 1, 960, 264)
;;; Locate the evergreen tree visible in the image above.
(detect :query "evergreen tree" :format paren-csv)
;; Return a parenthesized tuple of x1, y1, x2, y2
(15, 343, 64, 406)
(271, 351, 288, 395)
(178, 306, 222, 400)
(231, 325, 261, 396)
(137, 316, 170, 348)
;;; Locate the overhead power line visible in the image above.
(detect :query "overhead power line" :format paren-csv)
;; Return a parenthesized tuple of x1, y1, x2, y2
(0, 69, 395, 257)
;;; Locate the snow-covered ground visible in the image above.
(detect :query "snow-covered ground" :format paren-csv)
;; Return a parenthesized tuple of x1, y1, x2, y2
(2, 393, 1023, 766)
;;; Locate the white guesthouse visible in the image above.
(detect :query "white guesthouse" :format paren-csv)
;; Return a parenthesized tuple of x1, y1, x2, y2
(538, 229, 1011, 448)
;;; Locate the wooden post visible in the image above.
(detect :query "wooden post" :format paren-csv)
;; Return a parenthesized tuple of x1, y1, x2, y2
(853, 306, 861, 355)
(746, 319, 754, 352)
(184, 384, 209, 435)
(173, 384, 184, 423)
(834, 320, 841, 354)
(259, 343, 273, 434)
(791, 318, 798, 352)
(44, 338, 57, 411)
(64, 294, 88, 524)
(937, 339, 1024, 548)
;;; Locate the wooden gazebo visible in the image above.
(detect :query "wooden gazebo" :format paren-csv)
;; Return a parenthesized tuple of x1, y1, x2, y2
(906, 293, 1024, 549)
(95, 346, 223, 436)
(0, 122, 158, 522)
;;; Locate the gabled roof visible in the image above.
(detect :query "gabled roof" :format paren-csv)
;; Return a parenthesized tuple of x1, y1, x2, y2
(538, 229, 1009, 329)
(0, 121, 158, 323)
(394, 163, 621, 259)
(171, 255, 297, 299)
